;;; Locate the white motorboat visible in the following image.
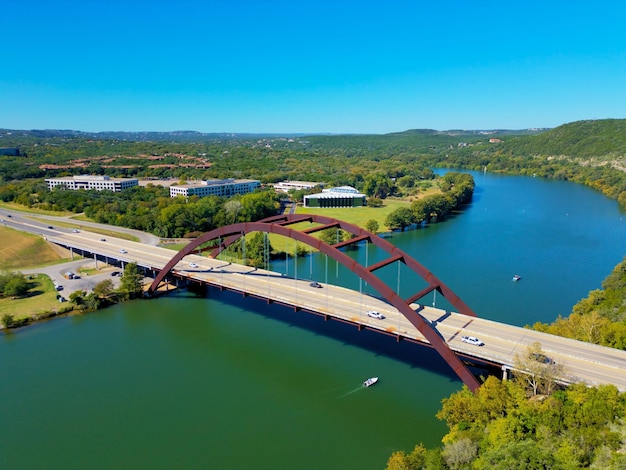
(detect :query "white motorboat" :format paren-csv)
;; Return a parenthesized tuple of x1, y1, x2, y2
(363, 377, 379, 387)
(512, 274, 521, 281)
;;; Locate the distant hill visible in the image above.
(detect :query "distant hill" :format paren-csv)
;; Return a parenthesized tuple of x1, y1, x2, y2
(387, 128, 545, 137)
(500, 119, 626, 160)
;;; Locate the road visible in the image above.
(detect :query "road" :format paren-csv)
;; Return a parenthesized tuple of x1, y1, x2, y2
(0, 207, 160, 245)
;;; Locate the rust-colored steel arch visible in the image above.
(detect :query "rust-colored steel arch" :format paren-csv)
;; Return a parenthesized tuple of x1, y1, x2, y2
(149, 214, 481, 391)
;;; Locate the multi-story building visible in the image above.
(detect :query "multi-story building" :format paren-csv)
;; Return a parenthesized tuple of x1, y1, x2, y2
(169, 178, 261, 198)
(271, 180, 325, 193)
(45, 175, 138, 192)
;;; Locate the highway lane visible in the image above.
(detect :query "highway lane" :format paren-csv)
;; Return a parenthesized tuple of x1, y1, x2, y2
(37, 228, 626, 392)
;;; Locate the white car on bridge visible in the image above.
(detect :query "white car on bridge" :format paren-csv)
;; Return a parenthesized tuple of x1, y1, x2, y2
(461, 336, 484, 346)
(366, 310, 385, 320)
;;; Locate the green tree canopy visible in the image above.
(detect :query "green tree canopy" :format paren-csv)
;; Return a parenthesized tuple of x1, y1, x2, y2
(119, 263, 144, 300)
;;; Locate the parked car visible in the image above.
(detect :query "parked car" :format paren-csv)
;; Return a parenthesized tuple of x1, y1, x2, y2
(309, 282, 322, 288)
(461, 336, 484, 346)
(366, 310, 385, 320)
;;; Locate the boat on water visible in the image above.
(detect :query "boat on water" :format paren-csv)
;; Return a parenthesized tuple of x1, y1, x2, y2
(512, 274, 521, 281)
(363, 377, 379, 387)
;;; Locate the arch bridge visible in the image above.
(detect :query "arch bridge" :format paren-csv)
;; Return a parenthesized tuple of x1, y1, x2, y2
(149, 214, 482, 391)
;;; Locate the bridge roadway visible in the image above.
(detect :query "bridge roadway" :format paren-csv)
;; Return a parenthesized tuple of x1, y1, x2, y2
(47, 229, 626, 392)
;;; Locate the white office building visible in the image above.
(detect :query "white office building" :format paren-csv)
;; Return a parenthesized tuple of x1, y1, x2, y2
(169, 178, 261, 198)
(272, 180, 325, 193)
(45, 175, 138, 192)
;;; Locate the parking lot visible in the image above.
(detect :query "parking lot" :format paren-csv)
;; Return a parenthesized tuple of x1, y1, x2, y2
(23, 260, 123, 299)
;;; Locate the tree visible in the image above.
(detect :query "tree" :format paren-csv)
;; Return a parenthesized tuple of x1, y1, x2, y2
(224, 199, 242, 224)
(442, 438, 477, 470)
(385, 207, 414, 231)
(319, 228, 345, 245)
(513, 342, 565, 396)
(424, 193, 452, 220)
(244, 232, 273, 268)
(1, 313, 14, 328)
(119, 262, 144, 299)
(410, 199, 428, 224)
(363, 173, 395, 199)
(93, 279, 115, 299)
(69, 290, 87, 309)
(365, 219, 379, 234)
(474, 439, 555, 470)
(386, 444, 426, 470)
(83, 292, 102, 310)
(3, 275, 29, 298)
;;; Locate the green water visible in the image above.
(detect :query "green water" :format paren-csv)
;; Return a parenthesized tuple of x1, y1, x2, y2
(2, 171, 626, 469)
(1, 293, 456, 469)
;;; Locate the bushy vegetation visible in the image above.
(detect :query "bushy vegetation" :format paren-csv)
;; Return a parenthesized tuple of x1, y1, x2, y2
(387, 376, 626, 470)
(0, 271, 29, 299)
(384, 172, 475, 231)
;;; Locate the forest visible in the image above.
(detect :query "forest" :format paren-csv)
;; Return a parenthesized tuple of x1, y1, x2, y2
(1, 119, 625, 209)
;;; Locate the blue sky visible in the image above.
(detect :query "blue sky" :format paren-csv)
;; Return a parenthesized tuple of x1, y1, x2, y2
(2, 1, 626, 133)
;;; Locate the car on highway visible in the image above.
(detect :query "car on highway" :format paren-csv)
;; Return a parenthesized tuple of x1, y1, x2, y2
(309, 282, 322, 288)
(100, 238, 106, 241)
(119, 249, 128, 254)
(72, 229, 80, 233)
(461, 336, 484, 346)
(366, 310, 385, 320)
(47, 226, 53, 229)
(111, 271, 121, 277)
(532, 353, 556, 365)
(189, 262, 199, 268)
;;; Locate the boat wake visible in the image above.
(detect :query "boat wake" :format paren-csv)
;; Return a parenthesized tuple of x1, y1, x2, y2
(338, 387, 365, 399)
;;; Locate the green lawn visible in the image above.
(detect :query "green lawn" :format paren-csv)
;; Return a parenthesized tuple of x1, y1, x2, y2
(296, 198, 411, 231)
(0, 274, 65, 322)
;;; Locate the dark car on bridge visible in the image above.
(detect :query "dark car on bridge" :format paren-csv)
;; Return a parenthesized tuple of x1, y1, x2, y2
(533, 353, 556, 365)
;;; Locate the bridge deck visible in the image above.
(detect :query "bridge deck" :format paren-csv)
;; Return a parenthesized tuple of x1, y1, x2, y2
(48, 231, 626, 391)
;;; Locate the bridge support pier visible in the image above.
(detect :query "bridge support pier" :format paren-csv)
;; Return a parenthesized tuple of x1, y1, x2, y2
(502, 365, 510, 381)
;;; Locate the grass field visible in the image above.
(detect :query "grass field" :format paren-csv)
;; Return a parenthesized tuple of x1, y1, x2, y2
(0, 226, 66, 270)
(0, 201, 74, 217)
(0, 273, 63, 322)
(296, 198, 411, 230)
